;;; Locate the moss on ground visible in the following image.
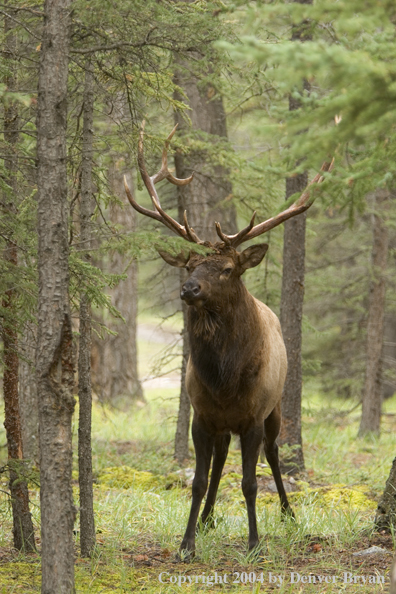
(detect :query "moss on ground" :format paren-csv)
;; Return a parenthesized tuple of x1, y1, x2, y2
(96, 466, 182, 491)
(257, 483, 377, 510)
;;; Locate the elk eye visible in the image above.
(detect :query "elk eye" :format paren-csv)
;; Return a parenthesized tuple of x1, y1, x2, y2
(222, 267, 232, 275)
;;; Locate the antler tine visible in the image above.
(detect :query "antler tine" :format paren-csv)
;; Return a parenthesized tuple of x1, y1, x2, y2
(215, 221, 230, 244)
(231, 159, 334, 248)
(151, 124, 178, 185)
(166, 171, 194, 187)
(137, 120, 160, 208)
(183, 211, 202, 243)
(124, 175, 188, 239)
(132, 121, 203, 244)
(149, 189, 203, 243)
(215, 211, 257, 246)
(151, 124, 195, 188)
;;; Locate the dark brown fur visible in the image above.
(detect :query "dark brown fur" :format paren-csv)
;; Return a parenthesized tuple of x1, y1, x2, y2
(188, 284, 262, 402)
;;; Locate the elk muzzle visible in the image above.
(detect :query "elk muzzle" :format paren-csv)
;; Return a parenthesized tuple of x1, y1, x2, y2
(181, 278, 202, 304)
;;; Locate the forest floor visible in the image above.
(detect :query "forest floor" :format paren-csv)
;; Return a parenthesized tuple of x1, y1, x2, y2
(0, 391, 395, 593)
(0, 319, 395, 592)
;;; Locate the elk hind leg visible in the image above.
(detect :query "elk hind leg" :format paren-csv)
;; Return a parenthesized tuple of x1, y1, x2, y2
(200, 432, 231, 528)
(180, 418, 214, 557)
(264, 405, 294, 517)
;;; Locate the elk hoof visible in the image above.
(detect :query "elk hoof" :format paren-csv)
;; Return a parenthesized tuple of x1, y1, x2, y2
(248, 538, 260, 552)
(197, 514, 216, 533)
(281, 506, 296, 521)
(247, 542, 264, 562)
(177, 544, 195, 563)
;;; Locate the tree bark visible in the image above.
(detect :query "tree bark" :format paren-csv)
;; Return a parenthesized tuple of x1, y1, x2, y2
(78, 61, 96, 558)
(36, 1, 76, 591)
(382, 312, 396, 399)
(2, 289, 35, 553)
(173, 67, 237, 463)
(2, 292, 36, 553)
(279, 182, 307, 474)
(109, 171, 143, 402)
(278, 0, 312, 474)
(358, 189, 389, 437)
(2, 4, 35, 553)
(375, 456, 396, 531)
(19, 323, 39, 465)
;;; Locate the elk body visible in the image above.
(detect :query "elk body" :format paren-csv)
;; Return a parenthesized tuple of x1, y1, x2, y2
(124, 124, 334, 556)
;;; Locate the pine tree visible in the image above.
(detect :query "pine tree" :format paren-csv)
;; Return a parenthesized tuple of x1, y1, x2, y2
(36, 1, 76, 590)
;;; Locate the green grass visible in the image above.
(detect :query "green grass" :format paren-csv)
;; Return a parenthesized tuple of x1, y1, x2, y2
(1, 382, 395, 592)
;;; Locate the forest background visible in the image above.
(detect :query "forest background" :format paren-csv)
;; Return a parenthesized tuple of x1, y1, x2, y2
(1, 0, 396, 592)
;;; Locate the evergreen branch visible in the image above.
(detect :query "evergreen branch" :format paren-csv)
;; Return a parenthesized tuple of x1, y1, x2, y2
(0, 231, 28, 253)
(0, 9, 41, 39)
(0, 4, 43, 17)
(0, 154, 36, 162)
(226, 91, 275, 117)
(94, 194, 117, 236)
(71, 42, 150, 55)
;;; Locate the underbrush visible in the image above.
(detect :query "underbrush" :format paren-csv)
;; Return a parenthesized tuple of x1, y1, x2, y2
(0, 387, 395, 592)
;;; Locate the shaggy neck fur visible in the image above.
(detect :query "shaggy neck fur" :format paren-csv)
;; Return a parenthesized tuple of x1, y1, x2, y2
(187, 281, 262, 402)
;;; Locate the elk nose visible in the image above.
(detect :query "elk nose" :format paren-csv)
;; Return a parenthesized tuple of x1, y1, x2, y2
(181, 279, 201, 301)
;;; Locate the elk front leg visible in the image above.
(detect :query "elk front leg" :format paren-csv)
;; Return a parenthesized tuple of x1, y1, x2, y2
(240, 425, 264, 551)
(264, 405, 294, 516)
(180, 417, 214, 557)
(200, 433, 231, 527)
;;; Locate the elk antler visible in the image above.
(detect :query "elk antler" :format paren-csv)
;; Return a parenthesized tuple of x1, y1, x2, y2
(216, 115, 341, 248)
(126, 120, 337, 250)
(124, 122, 204, 244)
(215, 158, 335, 248)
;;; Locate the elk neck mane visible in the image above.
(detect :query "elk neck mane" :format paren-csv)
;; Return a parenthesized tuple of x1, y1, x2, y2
(187, 282, 263, 401)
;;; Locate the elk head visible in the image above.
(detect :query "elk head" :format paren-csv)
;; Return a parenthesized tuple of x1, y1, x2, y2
(159, 244, 268, 307)
(124, 122, 335, 289)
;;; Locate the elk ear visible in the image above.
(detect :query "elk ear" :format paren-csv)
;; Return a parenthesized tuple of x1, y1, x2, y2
(238, 244, 269, 271)
(158, 250, 190, 268)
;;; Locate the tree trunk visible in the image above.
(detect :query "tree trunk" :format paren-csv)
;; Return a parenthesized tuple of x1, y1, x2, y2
(2, 290, 35, 553)
(173, 69, 237, 242)
(382, 312, 396, 399)
(36, 1, 76, 591)
(278, 0, 312, 474)
(19, 323, 39, 465)
(173, 67, 237, 463)
(109, 170, 143, 402)
(2, 292, 36, 553)
(78, 61, 96, 558)
(2, 5, 35, 553)
(358, 189, 389, 437)
(279, 184, 307, 474)
(375, 456, 396, 531)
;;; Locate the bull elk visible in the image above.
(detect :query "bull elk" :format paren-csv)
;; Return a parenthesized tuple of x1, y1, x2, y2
(124, 123, 334, 556)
